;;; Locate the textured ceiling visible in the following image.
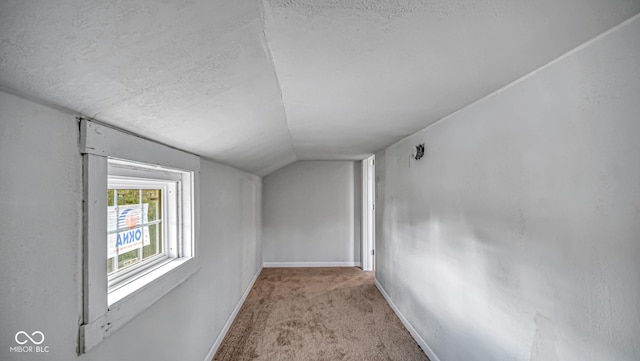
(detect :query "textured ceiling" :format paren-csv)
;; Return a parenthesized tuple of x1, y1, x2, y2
(0, 0, 295, 176)
(1, 0, 639, 175)
(263, 0, 640, 159)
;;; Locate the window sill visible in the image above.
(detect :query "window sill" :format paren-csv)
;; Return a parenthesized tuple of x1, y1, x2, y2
(109, 257, 190, 305)
(80, 257, 200, 353)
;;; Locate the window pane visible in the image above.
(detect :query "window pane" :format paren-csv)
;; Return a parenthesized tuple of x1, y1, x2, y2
(108, 187, 164, 275)
(142, 189, 161, 222)
(110, 189, 143, 261)
(118, 249, 140, 270)
(107, 257, 114, 274)
(143, 223, 162, 260)
(117, 189, 140, 206)
(158, 222, 162, 254)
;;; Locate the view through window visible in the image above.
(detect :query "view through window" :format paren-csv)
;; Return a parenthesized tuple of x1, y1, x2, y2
(107, 188, 164, 275)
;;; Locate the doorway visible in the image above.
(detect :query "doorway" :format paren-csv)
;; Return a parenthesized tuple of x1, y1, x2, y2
(361, 155, 375, 271)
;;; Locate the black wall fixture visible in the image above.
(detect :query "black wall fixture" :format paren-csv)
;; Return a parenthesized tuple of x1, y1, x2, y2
(414, 143, 425, 160)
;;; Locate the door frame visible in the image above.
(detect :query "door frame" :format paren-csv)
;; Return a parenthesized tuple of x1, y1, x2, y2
(361, 155, 375, 271)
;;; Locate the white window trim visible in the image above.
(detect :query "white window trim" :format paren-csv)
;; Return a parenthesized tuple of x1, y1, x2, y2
(79, 119, 200, 353)
(106, 172, 176, 297)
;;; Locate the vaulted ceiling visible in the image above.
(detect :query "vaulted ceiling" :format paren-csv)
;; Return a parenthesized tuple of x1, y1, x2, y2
(1, 0, 639, 175)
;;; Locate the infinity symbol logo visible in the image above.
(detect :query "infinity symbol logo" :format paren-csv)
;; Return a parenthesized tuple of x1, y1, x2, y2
(15, 331, 45, 345)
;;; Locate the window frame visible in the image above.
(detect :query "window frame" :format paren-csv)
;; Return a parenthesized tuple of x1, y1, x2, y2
(106, 175, 171, 293)
(79, 119, 200, 353)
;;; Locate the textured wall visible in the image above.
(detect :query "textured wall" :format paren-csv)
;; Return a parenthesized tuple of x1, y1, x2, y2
(263, 161, 361, 265)
(0, 90, 83, 361)
(0, 90, 263, 361)
(375, 15, 640, 361)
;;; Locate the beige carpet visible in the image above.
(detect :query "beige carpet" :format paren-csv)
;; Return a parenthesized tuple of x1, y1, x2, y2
(213, 267, 429, 361)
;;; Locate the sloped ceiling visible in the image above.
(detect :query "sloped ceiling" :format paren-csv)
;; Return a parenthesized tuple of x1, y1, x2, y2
(263, 0, 640, 159)
(1, 0, 639, 175)
(0, 0, 296, 176)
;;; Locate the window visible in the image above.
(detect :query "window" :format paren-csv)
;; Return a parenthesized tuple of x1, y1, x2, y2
(105, 158, 194, 302)
(79, 119, 200, 353)
(107, 186, 164, 278)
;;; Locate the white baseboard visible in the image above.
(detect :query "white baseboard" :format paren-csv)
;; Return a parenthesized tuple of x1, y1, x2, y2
(375, 279, 441, 361)
(203, 266, 263, 361)
(263, 261, 361, 268)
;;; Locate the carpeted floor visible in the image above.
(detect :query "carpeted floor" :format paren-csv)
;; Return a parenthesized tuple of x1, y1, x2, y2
(213, 267, 429, 361)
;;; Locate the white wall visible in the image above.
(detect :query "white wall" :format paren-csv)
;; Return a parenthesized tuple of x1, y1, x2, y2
(375, 15, 640, 361)
(263, 161, 361, 266)
(0, 90, 262, 361)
